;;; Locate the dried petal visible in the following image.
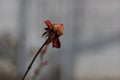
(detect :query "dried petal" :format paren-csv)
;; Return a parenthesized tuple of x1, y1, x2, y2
(53, 37, 61, 48)
(44, 20, 53, 28)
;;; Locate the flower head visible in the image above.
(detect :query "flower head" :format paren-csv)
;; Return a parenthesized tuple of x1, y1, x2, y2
(42, 19, 64, 48)
(53, 24, 64, 36)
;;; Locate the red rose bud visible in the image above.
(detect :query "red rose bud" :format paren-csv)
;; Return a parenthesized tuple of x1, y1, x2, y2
(44, 20, 53, 28)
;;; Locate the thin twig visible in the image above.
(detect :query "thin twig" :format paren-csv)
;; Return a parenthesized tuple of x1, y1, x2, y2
(31, 56, 43, 80)
(21, 38, 49, 80)
(32, 45, 48, 80)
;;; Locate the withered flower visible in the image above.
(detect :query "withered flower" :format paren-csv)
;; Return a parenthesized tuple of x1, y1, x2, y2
(21, 19, 64, 80)
(42, 20, 64, 48)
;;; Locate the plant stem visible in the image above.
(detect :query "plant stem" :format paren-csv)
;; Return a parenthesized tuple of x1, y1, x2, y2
(21, 38, 49, 80)
(31, 56, 43, 80)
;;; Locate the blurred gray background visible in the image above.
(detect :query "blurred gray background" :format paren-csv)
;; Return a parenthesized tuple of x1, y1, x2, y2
(0, 0, 120, 80)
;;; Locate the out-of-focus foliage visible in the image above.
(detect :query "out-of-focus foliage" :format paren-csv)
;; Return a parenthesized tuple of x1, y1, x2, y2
(0, 32, 17, 63)
(0, 32, 17, 80)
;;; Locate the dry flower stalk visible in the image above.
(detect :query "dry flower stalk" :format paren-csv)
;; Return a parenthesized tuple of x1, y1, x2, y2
(21, 19, 64, 80)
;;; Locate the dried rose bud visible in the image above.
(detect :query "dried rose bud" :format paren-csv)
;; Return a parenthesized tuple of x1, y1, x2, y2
(43, 20, 64, 48)
(53, 24, 64, 36)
